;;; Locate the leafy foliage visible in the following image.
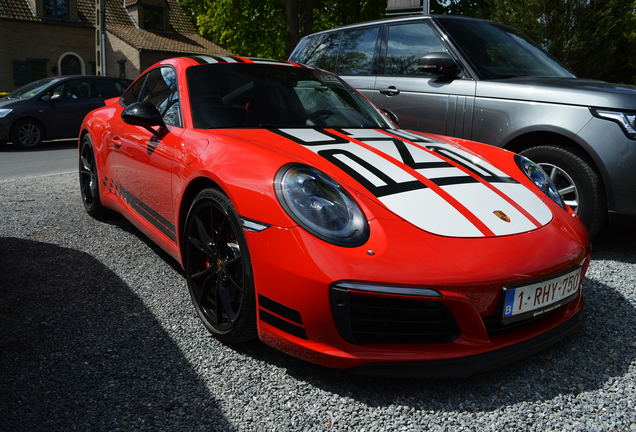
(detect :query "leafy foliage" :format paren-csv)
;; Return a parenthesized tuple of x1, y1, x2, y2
(487, 0, 636, 83)
(180, 0, 386, 60)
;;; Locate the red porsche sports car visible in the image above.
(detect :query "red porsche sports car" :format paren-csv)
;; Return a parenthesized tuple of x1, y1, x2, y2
(79, 56, 590, 378)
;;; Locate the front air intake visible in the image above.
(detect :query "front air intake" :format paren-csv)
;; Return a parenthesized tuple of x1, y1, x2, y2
(330, 284, 460, 345)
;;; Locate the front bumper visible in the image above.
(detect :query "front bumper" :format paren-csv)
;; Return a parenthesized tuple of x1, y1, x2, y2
(245, 207, 589, 375)
(347, 308, 584, 378)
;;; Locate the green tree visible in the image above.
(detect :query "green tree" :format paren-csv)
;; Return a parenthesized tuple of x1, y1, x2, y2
(180, 0, 387, 60)
(487, 0, 636, 83)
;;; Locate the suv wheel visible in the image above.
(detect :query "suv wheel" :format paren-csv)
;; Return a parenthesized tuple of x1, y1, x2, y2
(520, 145, 606, 237)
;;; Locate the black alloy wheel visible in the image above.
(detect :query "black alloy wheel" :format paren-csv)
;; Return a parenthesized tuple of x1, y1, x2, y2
(79, 134, 106, 217)
(11, 119, 44, 149)
(520, 145, 606, 237)
(184, 188, 257, 343)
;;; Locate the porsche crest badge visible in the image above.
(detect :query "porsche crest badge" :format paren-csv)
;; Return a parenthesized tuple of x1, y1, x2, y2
(493, 210, 511, 223)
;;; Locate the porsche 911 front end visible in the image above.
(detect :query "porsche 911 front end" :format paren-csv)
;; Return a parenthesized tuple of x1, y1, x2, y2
(240, 127, 589, 378)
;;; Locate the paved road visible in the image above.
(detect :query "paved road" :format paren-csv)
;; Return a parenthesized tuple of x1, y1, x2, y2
(0, 139, 77, 180)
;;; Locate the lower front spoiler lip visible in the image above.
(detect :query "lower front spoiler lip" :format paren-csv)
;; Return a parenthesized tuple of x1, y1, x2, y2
(345, 308, 584, 379)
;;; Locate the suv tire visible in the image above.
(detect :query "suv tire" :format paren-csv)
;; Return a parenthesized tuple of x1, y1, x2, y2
(520, 145, 606, 237)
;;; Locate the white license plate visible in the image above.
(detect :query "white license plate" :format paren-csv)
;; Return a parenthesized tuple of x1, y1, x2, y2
(502, 265, 582, 324)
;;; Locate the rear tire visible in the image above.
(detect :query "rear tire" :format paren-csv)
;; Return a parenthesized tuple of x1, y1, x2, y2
(520, 145, 606, 237)
(79, 134, 107, 217)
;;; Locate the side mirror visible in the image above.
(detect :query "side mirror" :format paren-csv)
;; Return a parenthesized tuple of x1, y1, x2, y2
(122, 102, 167, 134)
(382, 109, 399, 125)
(417, 52, 461, 77)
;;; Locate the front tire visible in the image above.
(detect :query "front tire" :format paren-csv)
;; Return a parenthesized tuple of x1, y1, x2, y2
(183, 188, 257, 344)
(11, 119, 44, 149)
(520, 145, 606, 237)
(79, 134, 107, 217)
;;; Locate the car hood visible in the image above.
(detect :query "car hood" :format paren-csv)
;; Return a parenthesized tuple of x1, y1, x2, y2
(261, 128, 554, 238)
(476, 77, 636, 110)
(0, 98, 22, 108)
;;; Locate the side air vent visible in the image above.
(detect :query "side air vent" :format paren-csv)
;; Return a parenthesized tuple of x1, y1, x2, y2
(330, 284, 460, 345)
(258, 294, 307, 340)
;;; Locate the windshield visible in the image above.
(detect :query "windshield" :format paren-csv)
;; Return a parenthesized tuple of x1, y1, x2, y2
(186, 63, 394, 129)
(5, 78, 57, 99)
(436, 17, 574, 80)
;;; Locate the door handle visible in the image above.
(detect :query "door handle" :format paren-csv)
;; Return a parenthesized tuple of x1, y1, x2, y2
(111, 136, 121, 149)
(379, 86, 400, 96)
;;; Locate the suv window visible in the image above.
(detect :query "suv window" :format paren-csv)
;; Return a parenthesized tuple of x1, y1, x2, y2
(293, 33, 340, 71)
(436, 17, 573, 79)
(336, 27, 380, 75)
(122, 67, 182, 127)
(386, 22, 447, 75)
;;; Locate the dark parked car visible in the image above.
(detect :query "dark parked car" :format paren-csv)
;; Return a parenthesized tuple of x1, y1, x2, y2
(0, 76, 132, 149)
(289, 15, 636, 237)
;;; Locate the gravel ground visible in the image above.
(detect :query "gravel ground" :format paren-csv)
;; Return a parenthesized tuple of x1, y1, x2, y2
(1, 172, 635, 432)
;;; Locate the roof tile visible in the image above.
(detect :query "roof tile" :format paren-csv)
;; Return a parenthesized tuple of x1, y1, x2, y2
(1, 0, 230, 55)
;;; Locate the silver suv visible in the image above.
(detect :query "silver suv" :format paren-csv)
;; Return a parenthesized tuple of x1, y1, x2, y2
(289, 15, 636, 237)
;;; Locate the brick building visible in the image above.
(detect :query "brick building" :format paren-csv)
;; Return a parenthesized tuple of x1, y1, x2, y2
(0, 0, 231, 91)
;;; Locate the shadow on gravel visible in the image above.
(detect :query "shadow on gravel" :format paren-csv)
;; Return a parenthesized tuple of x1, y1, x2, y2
(0, 237, 232, 431)
(93, 213, 186, 277)
(590, 226, 636, 264)
(233, 228, 636, 413)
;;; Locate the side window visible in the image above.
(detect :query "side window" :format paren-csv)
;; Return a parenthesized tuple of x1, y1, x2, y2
(121, 67, 181, 127)
(121, 76, 146, 106)
(335, 27, 380, 75)
(386, 22, 447, 75)
(95, 79, 127, 99)
(293, 33, 340, 72)
(42, 79, 92, 101)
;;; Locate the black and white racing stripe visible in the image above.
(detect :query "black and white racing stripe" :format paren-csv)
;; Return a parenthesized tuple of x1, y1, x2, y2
(103, 176, 178, 244)
(189, 56, 295, 67)
(273, 128, 553, 238)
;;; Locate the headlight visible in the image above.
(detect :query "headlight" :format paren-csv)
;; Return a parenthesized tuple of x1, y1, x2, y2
(275, 164, 369, 247)
(591, 108, 636, 139)
(516, 155, 566, 210)
(0, 108, 12, 118)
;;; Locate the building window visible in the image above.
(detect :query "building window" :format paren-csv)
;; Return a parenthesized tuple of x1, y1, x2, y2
(118, 60, 127, 78)
(143, 7, 164, 30)
(12, 60, 48, 86)
(43, 0, 70, 18)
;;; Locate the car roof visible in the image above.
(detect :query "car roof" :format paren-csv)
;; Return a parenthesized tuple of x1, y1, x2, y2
(149, 56, 304, 71)
(300, 14, 484, 37)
